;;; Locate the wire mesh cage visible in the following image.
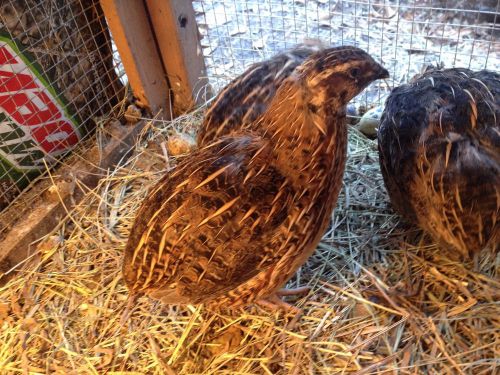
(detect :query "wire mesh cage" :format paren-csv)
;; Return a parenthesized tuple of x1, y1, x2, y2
(0, 2, 498, 373)
(193, 0, 499, 105)
(1, 1, 497, 215)
(0, 0, 126, 212)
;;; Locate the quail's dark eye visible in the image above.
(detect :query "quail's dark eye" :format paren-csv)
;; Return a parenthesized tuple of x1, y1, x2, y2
(349, 67, 361, 79)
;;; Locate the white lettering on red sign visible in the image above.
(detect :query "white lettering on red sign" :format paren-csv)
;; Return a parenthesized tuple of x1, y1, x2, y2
(0, 41, 80, 169)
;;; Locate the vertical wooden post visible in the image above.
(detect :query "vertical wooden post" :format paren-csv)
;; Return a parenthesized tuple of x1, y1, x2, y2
(100, 0, 171, 118)
(145, 0, 211, 115)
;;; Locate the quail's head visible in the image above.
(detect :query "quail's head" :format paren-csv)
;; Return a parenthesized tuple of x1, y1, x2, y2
(298, 46, 389, 105)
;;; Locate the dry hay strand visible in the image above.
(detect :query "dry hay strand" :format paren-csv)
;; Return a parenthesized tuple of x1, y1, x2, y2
(0, 111, 499, 375)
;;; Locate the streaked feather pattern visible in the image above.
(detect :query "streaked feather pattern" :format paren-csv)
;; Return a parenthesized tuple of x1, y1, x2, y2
(198, 40, 324, 146)
(378, 68, 500, 257)
(123, 46, 389, 307)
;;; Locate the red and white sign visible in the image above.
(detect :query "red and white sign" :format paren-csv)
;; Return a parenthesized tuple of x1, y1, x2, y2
(0, 40, 80, 170)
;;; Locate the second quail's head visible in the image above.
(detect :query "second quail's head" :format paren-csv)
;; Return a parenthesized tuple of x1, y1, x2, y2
(297, 46, 389, 106)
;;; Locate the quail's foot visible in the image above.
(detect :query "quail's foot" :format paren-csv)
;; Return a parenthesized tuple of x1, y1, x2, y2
(276, 286, 311, 297)
(256, 286, 311, 327)
(119, 293, 139, 327)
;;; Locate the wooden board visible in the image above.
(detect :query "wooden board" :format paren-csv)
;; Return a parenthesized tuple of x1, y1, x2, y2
(146, 0, 211, 115)
(0, 120, 147, 285)
(100, 0, 171, 117)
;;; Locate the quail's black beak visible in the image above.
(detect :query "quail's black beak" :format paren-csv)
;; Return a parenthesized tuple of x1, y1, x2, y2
(376, 66, 390, 80)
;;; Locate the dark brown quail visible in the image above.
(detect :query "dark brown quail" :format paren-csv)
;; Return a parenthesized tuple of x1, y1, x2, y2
(378, 67, 499, 258)
(123, 46, 389, 309)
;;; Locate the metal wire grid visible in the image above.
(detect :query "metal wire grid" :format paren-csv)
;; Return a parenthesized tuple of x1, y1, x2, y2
(193, 0, 499, 97)
(0, 0, 496, 213)
(0, 0, 126, 211)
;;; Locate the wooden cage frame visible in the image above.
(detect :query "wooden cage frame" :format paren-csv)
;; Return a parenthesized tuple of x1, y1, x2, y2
(101, 0, 209, 117)
(0, 0, 208, 283)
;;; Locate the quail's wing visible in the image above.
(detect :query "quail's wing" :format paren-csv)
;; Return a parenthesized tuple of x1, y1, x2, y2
(123, 135, 297, 304)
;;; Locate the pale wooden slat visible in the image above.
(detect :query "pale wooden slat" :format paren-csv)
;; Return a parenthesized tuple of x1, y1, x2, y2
(146, 0, 211, 115)
(100, 0, 171, 117)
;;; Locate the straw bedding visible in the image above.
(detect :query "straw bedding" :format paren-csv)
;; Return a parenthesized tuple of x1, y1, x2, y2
(0, 109, 498, 374)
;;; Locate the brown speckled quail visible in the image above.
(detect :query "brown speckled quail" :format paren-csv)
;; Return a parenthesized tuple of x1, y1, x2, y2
(123, 46, 389, 309)
(378, 67, 499, 258)
(198, 40, 324, 146)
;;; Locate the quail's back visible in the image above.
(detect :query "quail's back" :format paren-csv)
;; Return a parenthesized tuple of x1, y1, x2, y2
(198, 41, 324, 146)
(123, 46, 389, 307)
(378, 68, 500, 257)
